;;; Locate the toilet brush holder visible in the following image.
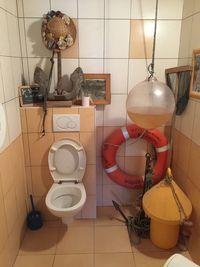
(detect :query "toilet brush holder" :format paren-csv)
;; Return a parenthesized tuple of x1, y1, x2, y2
(27, 195, 43, 230)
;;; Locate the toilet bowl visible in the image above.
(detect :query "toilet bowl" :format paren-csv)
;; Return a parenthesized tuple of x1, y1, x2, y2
(45, 138, 86, 224)
(163, 254, 199, 267)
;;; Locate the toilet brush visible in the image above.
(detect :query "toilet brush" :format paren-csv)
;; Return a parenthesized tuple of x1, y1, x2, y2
(27, 195, 43, 230)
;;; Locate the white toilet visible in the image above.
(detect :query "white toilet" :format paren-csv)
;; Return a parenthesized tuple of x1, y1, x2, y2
(163, 254, 199, 267)
(45, 138, 86, 224)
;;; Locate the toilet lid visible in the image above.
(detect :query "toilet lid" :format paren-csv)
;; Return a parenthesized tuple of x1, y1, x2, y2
(48, 138, 86, 182)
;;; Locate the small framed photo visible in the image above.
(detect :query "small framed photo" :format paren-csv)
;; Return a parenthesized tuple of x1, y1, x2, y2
(19, 85, 44, 106)
(165, 65, 192, 115)
(190, 49, 200, 99)
(81, 73, 111, 105)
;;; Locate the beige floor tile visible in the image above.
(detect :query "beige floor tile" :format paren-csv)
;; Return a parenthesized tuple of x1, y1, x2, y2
(95, 207, 125, 226)
(131, 239, 167, 253)
(14, 255, 54, 267)
(44, 220, 62, 227)
(95, 226, 131, 253)
(133, 251, 175, 267)
(181, 251, 193, 260)
(53, 254, 93, 267)
(95, 253, 135, 267)
(56, 226, 94, 254)
(19, 226, 59, 255)
(70, 219, 94, 227)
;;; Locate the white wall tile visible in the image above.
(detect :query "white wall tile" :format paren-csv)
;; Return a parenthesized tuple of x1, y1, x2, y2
(19, 18, 27, 57)
(11, 58, 23, 97)
(131, 0, 156, 19)
(154, 59, 178, 83)
(24, 18, 51, 57)
(123, 188, 141, 205)
(0, 57, 15, 102)
(102, 184, 124, 206)
(125, 138, 147, 156)
(78, 0, 104, 19)
(104, 94, 127, 126)
(51, 0, 77, 18)
(105, 0, 131, 19)
(96, 105, 104, 127)
(53, 58, 78, 92)
(0, 0, 6, 9)
(0, 104, 9, 153)
(103, 171, 117, 186)
(79, 19, 104, 58)
(5, 98, 21, 143)
(6, 0, 17, 16)
(105, 20, 130, 58)
(190, 13, 200, 55)
(128, 59, 149, 92)
(80, 59, 104, 73)
(180, 99, 196, 139)
(0, 62, 5, 103)
(155, 20, 181, 58)
(182, 0, 194, 19)
(23, 0, 50, 17)
(96, 184, 103, 206)
(0, 9, 10, 56)
(158, 0, 183, 19)
(82, 195, 96, 218)
(132, 0, 184, 20)
(22, 58, 30, 84)
(179, 17, 193, 59)
(7, 14, 21, 57)
(194, 0, 200, 14)
(61, 59, 79, 76)
(96, 156, 103, 184)
(178, 58, 191, 66)
(104, 59, 128, 94)
(53, 58, 79, 87)
(17, 0, 24, 17)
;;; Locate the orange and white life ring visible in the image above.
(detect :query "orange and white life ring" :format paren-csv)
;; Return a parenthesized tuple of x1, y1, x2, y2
(102, 124, 169, 189)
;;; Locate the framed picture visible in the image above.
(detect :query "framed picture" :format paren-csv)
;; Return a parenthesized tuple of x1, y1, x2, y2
(190, 49, 200, 99)
(165, 65, 192, 94)
(19, 85, 44, 106)
(81, 73, 111, 105)
(165, 65, 192, 115)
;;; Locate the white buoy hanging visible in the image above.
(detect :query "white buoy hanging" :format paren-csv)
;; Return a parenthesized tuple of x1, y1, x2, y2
(126, 0, 175, 129)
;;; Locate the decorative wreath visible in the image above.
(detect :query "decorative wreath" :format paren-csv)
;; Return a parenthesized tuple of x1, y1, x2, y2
(41, 10, 76, 51)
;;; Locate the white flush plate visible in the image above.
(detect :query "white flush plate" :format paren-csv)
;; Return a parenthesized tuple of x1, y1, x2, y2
(53, 114, 80, 132)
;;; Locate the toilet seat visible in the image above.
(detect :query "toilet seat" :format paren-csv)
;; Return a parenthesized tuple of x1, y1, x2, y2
(48, 138, 86, 182)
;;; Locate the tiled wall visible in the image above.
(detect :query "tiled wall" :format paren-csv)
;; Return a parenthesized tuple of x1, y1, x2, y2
(0, 136, 27, 267)
(17, 0, 183, 206)
(0, 1, 22, 151)
(178, 0, 200, 66)
(0, 2, 27, 267)
(21, 106, 96, 219)
(172, 1, 200, 264)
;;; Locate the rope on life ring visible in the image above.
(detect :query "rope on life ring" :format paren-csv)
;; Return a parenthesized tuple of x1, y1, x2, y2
(102, 124, 169, 189)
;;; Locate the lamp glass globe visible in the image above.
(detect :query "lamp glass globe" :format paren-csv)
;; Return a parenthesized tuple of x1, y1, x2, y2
(126, 78, 175, 129)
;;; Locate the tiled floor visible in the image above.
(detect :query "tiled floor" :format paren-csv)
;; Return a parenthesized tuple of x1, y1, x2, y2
(14, 207, 192, 267)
